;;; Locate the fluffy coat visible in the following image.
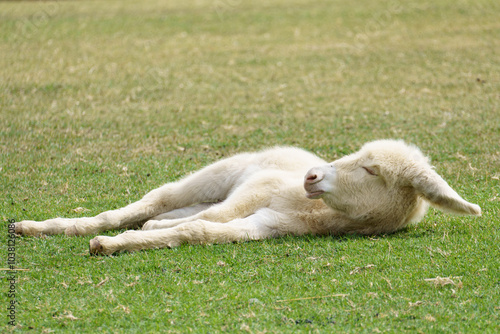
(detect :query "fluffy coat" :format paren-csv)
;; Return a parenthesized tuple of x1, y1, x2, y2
(15, 140, 481, 255)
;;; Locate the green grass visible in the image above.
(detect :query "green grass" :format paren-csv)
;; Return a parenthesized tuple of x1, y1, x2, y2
(1, 0, 499, 332)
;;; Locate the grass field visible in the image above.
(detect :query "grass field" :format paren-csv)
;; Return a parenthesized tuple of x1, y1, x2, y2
(1, 0, 499, 332)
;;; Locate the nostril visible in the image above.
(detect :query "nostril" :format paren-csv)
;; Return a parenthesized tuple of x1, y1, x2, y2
(306, 174, 317, 182)
(305, 168, 325, 184)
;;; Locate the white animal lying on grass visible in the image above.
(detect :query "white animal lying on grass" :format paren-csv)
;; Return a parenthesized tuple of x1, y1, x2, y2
(15, 140, 481, 255)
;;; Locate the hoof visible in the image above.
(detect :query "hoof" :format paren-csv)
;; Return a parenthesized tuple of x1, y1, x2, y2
(14, 221, 40, 236)
(89, 238, 105, 256)
(14, 222, 23, 234)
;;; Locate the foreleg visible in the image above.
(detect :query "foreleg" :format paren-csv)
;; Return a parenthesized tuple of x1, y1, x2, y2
(142, 173, 280, 230)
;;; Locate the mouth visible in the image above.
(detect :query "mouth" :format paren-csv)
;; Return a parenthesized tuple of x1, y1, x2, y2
(305, 190, 324, 199)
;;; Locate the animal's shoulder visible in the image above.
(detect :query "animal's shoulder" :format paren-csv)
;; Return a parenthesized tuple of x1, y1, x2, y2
(253, 146, 327, 171)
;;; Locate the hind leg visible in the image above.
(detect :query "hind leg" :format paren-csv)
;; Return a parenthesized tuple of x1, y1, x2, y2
(15, 153, 256, 236)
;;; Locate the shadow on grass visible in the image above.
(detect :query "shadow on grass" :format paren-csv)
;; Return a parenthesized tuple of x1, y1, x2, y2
(15, 222, 439, 259)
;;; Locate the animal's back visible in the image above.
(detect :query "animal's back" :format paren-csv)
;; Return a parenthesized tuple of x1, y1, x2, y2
(252, 146, 327, 174)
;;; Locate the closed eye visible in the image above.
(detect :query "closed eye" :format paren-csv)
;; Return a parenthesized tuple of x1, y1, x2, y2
(363, 166, 378, 176)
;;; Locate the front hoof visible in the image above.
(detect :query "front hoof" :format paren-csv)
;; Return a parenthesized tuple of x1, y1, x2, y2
(89, 237, 108, 256)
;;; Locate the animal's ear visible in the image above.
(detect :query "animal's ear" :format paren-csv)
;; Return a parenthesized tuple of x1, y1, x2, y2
(410, 167, 481, 216)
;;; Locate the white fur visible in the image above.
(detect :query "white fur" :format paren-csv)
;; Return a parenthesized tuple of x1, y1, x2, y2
(15, 140, 481, 255)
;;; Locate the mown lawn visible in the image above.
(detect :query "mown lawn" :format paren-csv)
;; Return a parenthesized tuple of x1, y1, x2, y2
(1, 0, 499, 332)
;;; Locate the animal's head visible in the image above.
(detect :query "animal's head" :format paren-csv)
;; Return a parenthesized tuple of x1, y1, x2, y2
(304, 140, 481, 234)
